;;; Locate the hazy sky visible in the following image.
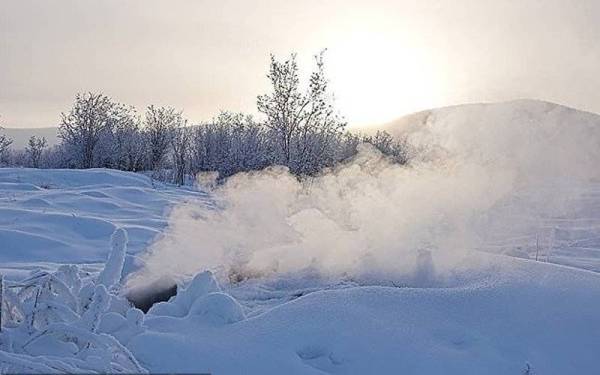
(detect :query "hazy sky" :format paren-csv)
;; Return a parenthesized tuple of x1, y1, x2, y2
(1, 0, 599, 128)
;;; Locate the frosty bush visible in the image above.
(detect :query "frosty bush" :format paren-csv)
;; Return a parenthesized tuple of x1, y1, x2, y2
(0, 229, 148, 374)
(0, 126, 12, 166)
(25, 136, 47, 168)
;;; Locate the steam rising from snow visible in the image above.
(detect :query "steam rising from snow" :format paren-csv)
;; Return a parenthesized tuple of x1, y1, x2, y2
(129, 100, 600, 287)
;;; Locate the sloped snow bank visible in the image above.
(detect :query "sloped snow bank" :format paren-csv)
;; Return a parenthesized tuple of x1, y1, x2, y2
(383, 100, 600, 271)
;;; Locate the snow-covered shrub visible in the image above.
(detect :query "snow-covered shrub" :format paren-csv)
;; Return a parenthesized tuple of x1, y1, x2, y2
(98, 308, 144, 345)
(0, 228, 148, 374)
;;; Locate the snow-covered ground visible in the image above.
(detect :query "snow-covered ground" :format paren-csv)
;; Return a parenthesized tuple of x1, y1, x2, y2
(133, 258, 600, 374)
(0, 168, 209, 280)
(3, 100, 600, 374)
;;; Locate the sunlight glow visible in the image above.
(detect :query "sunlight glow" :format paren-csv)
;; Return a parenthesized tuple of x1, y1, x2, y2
(327, 30, 446, 127)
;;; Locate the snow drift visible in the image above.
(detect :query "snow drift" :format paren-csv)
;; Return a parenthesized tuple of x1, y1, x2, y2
(130, 100, 600, 287)
(130, 257, 600, 374)
(0, 168, 208, 280)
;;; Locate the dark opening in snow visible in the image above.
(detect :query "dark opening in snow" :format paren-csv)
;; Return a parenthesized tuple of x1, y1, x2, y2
(126, 277, 178, 313)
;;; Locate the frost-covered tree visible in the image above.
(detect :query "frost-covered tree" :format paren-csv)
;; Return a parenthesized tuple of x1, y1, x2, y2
(190, 111, 273, 179)
(170, 120, 191, 186)
(90, 103, 138, 169)
(144, 105, 180, 172)
(191, 113, 237, 176)
(26, 52, 408, 175)
(225, 112, 272, 172)
(0, 125, 13, 164)
(336, 131, 362, 161)
(362, 130, 408, 164)
(111, 107, 145, 171)
(257, 51, 346, 174)
(25, 135, 47, 168)
(40, 144, 70, 169)
(59, 93, 118, 168)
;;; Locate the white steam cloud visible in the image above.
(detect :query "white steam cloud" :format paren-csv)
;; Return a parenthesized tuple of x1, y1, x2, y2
(128, 100, 600, 288)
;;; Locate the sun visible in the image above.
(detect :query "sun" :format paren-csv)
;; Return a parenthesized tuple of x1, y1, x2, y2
(327, 30, 446, 127)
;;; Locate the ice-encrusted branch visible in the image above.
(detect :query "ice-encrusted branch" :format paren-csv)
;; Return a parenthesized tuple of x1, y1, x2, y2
(1, 228, 148, 374)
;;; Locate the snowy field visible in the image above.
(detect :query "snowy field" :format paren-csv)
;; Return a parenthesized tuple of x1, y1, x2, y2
(0, 168, 209, 281)
(3, 100, 600, 374)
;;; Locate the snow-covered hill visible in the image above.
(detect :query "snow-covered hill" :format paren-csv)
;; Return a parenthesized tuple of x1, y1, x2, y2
(380, 99, 600, 271)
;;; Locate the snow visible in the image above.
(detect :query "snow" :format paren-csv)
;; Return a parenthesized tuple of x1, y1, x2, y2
(97, 229, 128, 289)
(3, 100, 600, 374)
(382, 99, 600, 272)
(147, 271, 221, 318)
(0, 245, 149, 373)
(0, 168, 209, 279)
(131, 256, 600, 374)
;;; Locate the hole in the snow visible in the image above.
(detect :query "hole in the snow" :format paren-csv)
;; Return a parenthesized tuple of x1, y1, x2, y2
(125, 276, 178, 313)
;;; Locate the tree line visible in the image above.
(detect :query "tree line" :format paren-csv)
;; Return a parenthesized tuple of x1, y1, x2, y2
(0, 53, 407, 185)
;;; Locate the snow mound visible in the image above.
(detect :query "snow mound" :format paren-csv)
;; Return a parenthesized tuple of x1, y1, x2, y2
(147, 271, 222, 318)
(188, 292, 245, 325)
(381, 100, 600, 272)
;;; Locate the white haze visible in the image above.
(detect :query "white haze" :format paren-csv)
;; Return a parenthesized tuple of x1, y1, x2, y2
(127, 100, 600, 289)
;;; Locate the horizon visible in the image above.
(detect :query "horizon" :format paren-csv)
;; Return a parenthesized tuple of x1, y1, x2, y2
(2, 0, 600, 129)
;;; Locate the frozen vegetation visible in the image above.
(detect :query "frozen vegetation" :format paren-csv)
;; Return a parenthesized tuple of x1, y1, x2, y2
(2, 100, 600, 374)
(0, 54, 406, 184)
